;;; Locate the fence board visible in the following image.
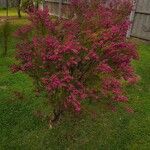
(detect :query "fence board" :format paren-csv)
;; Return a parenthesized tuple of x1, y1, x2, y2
(136, 0, 150, 14)
(45, 0, 150, 40)
(0, 0, 17, 7)
(131, 13, 150, 40)
(130, 0, 150, 40)
(45, 0, 69, 17)
(0, 0, 6, 7)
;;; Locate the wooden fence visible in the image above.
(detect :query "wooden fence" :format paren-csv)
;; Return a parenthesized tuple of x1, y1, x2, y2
(45, 0, 69, 17)
(0, 0, 6, 7)
(130, 0, 150, 40)
(44, 0, 150, 40)
(0, 0, 17, 8)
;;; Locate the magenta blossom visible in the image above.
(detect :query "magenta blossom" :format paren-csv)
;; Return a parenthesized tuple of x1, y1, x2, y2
(12, 0, 139, 115)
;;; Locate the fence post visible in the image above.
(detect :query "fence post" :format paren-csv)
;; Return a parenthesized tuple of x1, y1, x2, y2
(126, 0, 137, 38)
(58, 0, 62, 18)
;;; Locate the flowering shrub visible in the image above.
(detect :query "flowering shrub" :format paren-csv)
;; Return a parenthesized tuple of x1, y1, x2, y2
(12, 0, 139, 122)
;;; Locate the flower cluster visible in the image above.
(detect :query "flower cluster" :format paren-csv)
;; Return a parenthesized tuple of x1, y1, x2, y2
(12, 0, 139, 114)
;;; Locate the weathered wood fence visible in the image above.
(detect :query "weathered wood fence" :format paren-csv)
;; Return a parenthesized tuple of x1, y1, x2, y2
(45, 0, 69, 17)
(0, 0, 6, 7)
(0, 0, 17, 8)
(130, 0, 150, 40)
(44, 0, 150, 40)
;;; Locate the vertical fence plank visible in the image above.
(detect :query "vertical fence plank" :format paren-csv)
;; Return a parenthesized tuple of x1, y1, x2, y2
(131, 0, 150, 40)
(45, 0, 150, 40)
(58, 0, 62, 17)
(127, 0, 137, 38)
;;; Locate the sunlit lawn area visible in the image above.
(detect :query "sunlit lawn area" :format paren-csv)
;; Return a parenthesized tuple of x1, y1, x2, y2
(0, 8, 26, 17)
(0, 9, 150, 149)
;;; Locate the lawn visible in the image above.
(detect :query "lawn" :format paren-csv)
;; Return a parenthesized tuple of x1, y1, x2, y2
(0, 8, 26, 17)
(0, 10, 150, 150)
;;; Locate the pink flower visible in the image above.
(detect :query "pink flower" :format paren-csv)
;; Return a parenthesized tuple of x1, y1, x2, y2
(97, 63, 113, 73)
(127, 76, 140, 85)
(114, 95, 128, 102)
(11, 65, 21, 73)
(90, 51, 99, 61)
(124, 106, 134, 113)
(50, 75, 62, 89)
(66, 94, 81, 112)
(12, 0, 138, 114)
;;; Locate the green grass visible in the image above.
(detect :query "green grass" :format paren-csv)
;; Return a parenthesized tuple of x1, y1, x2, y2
(0, 8, 26, 17)
(0, 16, 150, 149)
